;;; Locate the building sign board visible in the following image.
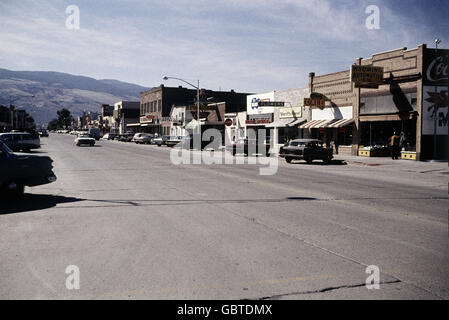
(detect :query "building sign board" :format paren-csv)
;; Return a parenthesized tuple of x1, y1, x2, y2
(303, 98, 325, 108)
(140, 115, 154, 123)
(247, 92, 276, 115)
(350, 65, 384, 88)
(279, 106, 302, 119)
(423, 48, 449, 86)
(258, 101, 285, 107)
(422, 86, 448, 135)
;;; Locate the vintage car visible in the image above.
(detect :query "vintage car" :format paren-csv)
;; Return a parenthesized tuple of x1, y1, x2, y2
(0, 132, 41, 152)
(0, 141, 57, 196)
(75, 133, 96, 147)
(279, 139, 333, 164)
(165, 136, 185, 148)
(132, 133, 153, 144)
(118, 133, 134, 142)
(153, 135, 170, 147)
(225, 138, 270, 156)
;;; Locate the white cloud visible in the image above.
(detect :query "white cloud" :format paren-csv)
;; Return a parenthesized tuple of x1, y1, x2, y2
(0, 0, 447, 92)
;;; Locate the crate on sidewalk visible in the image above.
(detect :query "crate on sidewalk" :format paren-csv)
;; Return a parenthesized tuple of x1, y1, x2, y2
(401, 151, 417, 160)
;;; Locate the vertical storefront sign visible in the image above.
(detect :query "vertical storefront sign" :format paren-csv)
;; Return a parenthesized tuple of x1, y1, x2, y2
(422, 48, 449, 135)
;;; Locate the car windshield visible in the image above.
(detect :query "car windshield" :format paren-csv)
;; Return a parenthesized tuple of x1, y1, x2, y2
(0, 141, 13, 154)
(290, 141, 306, 147)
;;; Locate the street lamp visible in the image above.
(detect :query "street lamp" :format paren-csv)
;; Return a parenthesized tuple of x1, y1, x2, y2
(433, 38, 441, 160)
(163, 76, 201, 135)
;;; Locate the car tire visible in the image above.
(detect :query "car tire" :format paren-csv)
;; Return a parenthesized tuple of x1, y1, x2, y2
(323, 156, 331, 164)
(5, 182, 25, 197)
(286, 157, 293, 163)
(305, 157, 313, 164)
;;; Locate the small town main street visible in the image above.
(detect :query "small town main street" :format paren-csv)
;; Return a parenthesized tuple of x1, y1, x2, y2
(1, 134, 448, 300)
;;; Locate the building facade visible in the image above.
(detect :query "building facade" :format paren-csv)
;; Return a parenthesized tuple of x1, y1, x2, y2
(140, 85, 251, 135)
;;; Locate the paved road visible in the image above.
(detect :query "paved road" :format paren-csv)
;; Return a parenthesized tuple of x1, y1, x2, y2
(1, 134, 448, 299)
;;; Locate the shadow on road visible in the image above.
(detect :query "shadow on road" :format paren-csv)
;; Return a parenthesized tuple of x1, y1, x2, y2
(0, 194, 84, 215)
(288, 159, 347, 166)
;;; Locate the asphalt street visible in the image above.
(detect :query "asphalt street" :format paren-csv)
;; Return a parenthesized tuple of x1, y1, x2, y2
(1, 134, 448, 299)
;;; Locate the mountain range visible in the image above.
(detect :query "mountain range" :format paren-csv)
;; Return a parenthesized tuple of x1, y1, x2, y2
(0, 68, 150, 125)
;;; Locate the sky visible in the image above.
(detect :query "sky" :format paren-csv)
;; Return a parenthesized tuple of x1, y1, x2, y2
(0, 0, 448, 93)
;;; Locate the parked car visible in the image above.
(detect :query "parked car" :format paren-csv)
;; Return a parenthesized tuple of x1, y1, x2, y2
(75, 133, 95, 147)
(153, 135, 170, 147)
(165, 136, 185, 148)
(133, 133, 153, 144)
(0, 132, 41, 152)
(226, 138, 270, 156)
(279, 139, 333, 164)
(118, 133, 134, 142)
(0, 141, 57, 196)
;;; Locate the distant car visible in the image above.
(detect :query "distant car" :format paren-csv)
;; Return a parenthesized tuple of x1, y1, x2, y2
(38, 129, 49, 137)
(133, 133, 153, 144)
(153, 135, 170, 147)
(88, 128, 101, 141)
(118, 133, 134, 142)
(165, 136, 185, 148)
(75, 133, 95, 147)
(0, 132, 41, 152)
(225, 138, 270, 156)
(0, 141, 57, 196)
(279, 139, 333, 164)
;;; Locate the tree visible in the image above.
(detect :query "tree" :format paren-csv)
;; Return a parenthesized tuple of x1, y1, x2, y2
(48, 119, 59, 131)
(57, 108, 73, 129)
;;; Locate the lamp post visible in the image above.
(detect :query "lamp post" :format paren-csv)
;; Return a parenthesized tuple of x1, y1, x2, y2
(433, 38, 441, 160)
(163, 76, 200, 135)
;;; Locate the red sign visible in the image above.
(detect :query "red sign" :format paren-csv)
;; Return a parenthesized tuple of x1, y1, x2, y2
(225, 119, 233, 127)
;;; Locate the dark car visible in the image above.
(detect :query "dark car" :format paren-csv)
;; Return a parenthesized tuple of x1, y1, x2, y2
(0, 132, 41, 152)
(38, 129, 49, 137)
(279, 139, 333, 164)
(118, 133, 134, 142)
(0, 141, 57, 196)
(226, 138, 270, 156)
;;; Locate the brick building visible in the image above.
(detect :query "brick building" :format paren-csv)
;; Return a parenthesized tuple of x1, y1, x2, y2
(139, 85, 251, 135)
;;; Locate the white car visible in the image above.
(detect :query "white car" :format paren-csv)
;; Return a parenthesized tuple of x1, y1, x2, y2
(75, 133, 95, 147)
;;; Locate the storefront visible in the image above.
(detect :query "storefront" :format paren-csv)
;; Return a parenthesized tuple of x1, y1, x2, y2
(246, 92, 275, 144)
(354, 45, 448, 160)
(299, 105, 355, 155)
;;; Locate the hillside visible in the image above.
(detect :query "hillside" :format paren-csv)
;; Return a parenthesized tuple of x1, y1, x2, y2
(0, 68, 150, 125)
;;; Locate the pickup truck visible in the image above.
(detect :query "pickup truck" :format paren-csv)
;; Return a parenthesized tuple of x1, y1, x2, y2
(279, 139, 333, 164)
(0, 141, 57, 196)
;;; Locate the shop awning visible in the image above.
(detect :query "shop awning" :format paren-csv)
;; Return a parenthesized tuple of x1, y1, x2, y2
(266, 119, 294, 128)
(287, 119, 307, 127)
(299, 120, 322, 129)
(328, 119, 354, 128)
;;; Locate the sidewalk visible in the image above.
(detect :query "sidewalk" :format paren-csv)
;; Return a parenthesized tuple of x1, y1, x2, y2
(333, 154, 449, 173)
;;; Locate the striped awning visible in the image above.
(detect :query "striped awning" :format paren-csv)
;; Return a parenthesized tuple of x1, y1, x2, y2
(328, 119, 354, 128)
(299, 120, 323, 129)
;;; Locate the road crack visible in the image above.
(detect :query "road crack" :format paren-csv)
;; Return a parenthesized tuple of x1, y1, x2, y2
(257, 279, 402, 300)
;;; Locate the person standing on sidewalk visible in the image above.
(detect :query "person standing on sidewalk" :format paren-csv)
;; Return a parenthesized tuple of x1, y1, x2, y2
(389, 132, 401, 160)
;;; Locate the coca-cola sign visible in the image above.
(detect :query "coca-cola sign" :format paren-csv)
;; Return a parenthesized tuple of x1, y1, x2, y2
(423, 48, 449, 85)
